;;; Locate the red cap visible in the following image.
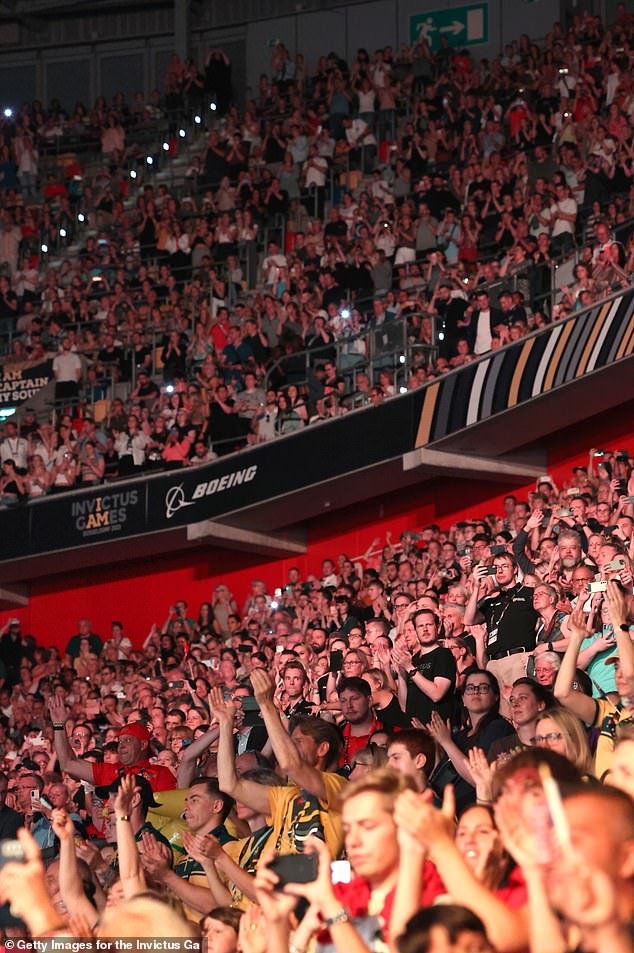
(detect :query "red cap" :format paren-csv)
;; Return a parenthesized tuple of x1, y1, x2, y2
(118, 723, 151, 744)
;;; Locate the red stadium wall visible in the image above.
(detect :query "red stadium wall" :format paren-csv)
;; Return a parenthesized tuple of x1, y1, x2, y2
(3, 404, 634, 651)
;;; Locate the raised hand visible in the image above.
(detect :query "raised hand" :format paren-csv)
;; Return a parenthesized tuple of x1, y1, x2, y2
(426, 711, 452, 748)
(394, 785, 455, 853)
(605, 579, 628, 630)
(114, 775, 138, 818)
(48, 697, 68, 726)
(208, 687, 237, 726)
(525, 509, 545, 532)
(494, 791, 541, 871)
(391, 642, 413, 672)
(0, 828, 55, 934)
(467, 748, 496, 802)
(250, 669, 276, 706)
(566, 599, 591, 640)
(67, 911, 94, 939)
(50, 808, 74, 842)
(238, 905, 268, 953)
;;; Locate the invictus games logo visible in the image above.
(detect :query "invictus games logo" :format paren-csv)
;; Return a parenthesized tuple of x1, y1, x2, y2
(164, 465, 258, 518)
(71, 490, 139, 536)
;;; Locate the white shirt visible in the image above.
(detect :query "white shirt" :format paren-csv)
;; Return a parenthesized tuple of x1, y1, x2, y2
(0, 436, 27, 470)
(346, 119, 376, 147)
(317, 136, 335, 159)
(262, 253, 287, 286)
(358, 89, 376, 112)
(593, 240, 612, 262)
(53, 350, 81, 382)
(474, 308, 492, 355)
(371, 178, 394, 204)
(371, 63, 390, 89)
(550, 197, 577, 236)
(304, 156, 328, 188)
(115, 431, 150, 466)
(258, 407, 277, 442)
(606, 71, 620, 106)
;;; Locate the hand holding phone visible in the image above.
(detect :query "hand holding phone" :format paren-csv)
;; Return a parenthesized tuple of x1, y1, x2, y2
(588, 580, 607, 593)
(473, 564, 494, 580)
(268, 852, 318, 889)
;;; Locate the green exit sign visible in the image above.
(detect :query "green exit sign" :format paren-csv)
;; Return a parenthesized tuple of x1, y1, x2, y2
(410, 3, 488, 50)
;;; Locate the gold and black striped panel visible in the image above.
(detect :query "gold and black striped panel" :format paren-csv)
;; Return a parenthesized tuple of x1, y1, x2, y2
(415, 289, 634, 445)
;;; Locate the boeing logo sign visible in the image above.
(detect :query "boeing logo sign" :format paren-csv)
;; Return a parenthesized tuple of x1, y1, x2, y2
(164, 464, 258, 518)
(164, 485, 196, 519)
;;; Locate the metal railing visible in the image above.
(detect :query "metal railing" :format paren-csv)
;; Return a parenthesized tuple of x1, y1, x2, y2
(263, 310, 438, 393)
(5, 277, 634, 502)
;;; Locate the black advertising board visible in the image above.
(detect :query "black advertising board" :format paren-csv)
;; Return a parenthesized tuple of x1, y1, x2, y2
(0, 359, 53, 409)
(3, 284, 628, 566)
(0, 391, 420, 561)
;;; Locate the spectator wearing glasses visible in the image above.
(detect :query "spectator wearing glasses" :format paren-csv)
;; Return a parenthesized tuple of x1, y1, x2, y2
(426, 669, 514, 810)
(533, 650, 562, 688)
(533, 707, 593, 775)
(465, 553, 538, 718)
(532, 583, 569, 655)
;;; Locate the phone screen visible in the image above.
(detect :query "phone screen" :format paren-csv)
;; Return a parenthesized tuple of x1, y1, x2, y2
(330, 650, 344, 672)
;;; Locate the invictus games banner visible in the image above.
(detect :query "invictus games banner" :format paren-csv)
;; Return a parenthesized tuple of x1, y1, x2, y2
(0, 387, 419, 562)
(0, 359, 53, 406)
(31, 484, 149, 554)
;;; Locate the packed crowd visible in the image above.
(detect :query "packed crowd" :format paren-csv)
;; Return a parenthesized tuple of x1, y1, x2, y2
(0, 444, 631, 951)
(2, 8, 634, 497)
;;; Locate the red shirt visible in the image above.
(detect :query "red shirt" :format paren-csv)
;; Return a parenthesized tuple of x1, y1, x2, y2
(318, 864, 445, 941)
(210, 320, 231, 352)
(495, 864, 528, 909)
(92, 758, 177, 793)
(340, 715, 383, 768)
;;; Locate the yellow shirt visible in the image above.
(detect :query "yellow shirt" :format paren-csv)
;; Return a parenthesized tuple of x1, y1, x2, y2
(222, 827, 272, 910)
(148, 788, 241, 860)
(268, 773, 348, 857)
(173, 853, 210, 923)
(592, 698, 634, 779)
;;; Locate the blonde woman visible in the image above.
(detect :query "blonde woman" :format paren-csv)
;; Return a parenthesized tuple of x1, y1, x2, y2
(533, 706, 593, 775)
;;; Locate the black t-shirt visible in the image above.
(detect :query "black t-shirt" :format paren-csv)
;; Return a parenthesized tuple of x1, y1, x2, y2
(66, 632, 103, 659)
(376, 693, 412, 730)
(284, 698, 313, 719)
(134, 380, 159, 406)
(0, 805, 22, 840)
(208, 401, 238, 444)
(434, 716, 516, 810)
(0, 291, 18, 320)
(405, 645, 456, 723)
(479, 583, 538, 656)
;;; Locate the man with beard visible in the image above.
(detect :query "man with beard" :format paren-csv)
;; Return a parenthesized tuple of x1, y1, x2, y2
(514, 512, 584, 592)
(556, 529, 585, 586)
(337, 677, 384, 770)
